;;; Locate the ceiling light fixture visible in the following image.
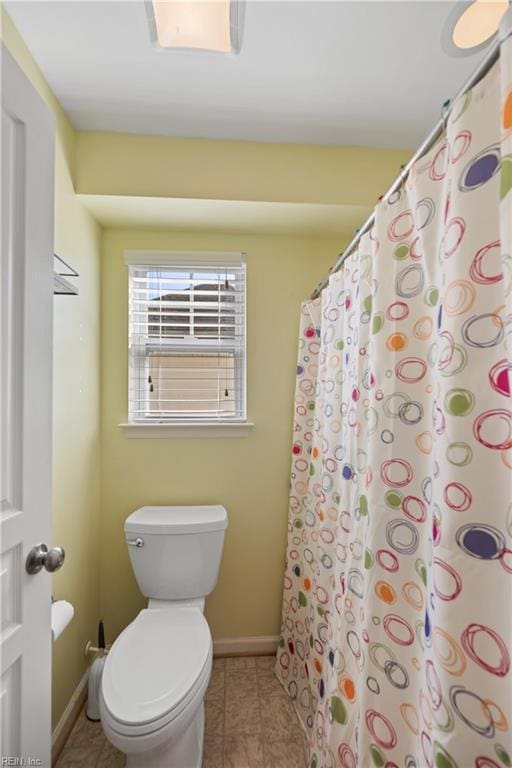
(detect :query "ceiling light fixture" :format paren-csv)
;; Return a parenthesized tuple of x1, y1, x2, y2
(442, 0, 509, 57)
(146, 0, 244, 54)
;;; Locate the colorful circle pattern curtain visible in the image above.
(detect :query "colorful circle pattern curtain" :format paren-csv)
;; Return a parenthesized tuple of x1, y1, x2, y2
(276, 37, 512, 768)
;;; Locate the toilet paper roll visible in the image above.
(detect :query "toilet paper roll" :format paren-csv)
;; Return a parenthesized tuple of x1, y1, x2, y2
(52, 600, 74, 641)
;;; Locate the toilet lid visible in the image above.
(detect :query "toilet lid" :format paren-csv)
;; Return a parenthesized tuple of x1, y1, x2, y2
(101, 608, 211, 728)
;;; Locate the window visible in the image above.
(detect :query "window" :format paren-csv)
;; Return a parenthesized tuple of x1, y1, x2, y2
(126, 251, 246, 426)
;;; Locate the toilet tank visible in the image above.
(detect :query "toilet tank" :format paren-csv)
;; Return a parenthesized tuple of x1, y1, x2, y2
(124, 506, 228, 600)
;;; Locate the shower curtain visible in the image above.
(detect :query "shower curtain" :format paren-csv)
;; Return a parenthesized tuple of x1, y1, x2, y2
(276, 36, 512, 768)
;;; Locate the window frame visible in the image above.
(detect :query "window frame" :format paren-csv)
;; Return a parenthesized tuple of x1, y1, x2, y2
(121, 251, 252, 437)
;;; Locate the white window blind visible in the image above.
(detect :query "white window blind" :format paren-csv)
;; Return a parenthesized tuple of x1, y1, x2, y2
(127, 252, 246, 423)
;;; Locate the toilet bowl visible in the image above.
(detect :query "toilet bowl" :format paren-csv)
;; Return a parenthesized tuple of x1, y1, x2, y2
(99, 505, 228, 768)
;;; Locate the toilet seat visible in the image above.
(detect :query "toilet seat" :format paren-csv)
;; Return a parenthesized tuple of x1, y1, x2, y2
(101, 607, 212, 738)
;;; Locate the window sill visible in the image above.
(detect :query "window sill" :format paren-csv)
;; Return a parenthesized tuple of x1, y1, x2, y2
(118, 421, 255, 439)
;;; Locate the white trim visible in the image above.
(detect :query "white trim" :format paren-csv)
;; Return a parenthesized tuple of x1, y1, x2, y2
(124, 250, 246, 266)
(2, 45, 55, 764)
(126, 257, 247, 424)
(119, 421, 254, 438)
(213, 635, 280, 657)
(51, 667, 89, 765)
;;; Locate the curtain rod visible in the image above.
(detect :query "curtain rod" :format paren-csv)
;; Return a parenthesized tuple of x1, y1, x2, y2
(311, 17, 511, 300)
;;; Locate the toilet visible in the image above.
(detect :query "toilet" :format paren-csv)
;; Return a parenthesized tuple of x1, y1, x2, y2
(99, 505, 228, 768)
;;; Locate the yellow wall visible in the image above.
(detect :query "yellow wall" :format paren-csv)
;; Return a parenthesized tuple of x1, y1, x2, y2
(76, 131, 410, 206)
(2, 9, 102, 728)
(100, 228, 337, 640)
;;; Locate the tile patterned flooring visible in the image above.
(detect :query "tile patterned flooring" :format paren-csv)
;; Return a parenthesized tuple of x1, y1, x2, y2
(56, 656, 308, 768)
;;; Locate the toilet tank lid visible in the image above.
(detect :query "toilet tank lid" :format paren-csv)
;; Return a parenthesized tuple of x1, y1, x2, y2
(125, 505, 228, 535)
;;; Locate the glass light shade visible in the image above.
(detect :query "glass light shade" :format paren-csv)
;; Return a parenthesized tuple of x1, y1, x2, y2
(148, 0, 242, 53)
(453, 0, 508, 49)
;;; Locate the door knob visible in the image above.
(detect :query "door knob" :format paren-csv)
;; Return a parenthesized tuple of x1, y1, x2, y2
(26, 544, 66, 575)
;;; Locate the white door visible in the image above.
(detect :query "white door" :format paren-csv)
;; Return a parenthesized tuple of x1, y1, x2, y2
(1, 46, 55, 765)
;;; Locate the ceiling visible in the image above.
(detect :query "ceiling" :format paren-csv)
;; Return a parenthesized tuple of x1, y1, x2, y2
(6, 0, 484, 149)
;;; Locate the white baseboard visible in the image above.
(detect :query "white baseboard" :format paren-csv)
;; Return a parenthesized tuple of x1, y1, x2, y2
(213, 635, 280, 657)
(51, 666, 90, 766)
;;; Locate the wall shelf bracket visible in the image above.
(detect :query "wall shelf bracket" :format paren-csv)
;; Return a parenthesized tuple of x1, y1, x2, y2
(54, 254, 79, 296)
